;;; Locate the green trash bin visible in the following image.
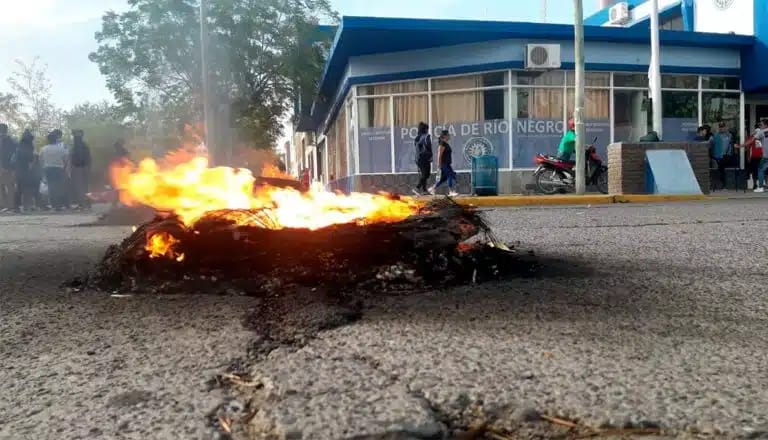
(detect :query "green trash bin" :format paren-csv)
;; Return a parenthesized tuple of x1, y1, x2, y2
(471, 155, 498, 196)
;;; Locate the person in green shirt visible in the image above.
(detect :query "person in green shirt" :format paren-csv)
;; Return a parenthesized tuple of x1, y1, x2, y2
(557, 118, 576, 161)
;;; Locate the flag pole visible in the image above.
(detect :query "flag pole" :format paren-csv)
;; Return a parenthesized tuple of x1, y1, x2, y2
(574, 0, 586, 194)
(650, 0, 663, 139)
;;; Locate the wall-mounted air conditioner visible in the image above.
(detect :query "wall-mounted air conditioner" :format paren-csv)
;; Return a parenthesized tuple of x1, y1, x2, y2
(525, 44, 561, 70)
(609, 2, 631, 25)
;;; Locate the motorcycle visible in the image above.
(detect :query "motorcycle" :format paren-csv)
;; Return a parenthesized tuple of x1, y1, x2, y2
(532, 137, 609, 195)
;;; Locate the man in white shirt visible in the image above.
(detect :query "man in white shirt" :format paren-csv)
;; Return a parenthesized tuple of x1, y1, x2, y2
(39, 131, 69, 210)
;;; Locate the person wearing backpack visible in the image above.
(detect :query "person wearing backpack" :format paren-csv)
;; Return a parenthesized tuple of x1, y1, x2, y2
(413, 122, 433, 195)
(69, 129, 92, 210)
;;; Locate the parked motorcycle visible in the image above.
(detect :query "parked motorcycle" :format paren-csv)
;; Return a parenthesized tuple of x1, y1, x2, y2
(532, 137, 609, 195)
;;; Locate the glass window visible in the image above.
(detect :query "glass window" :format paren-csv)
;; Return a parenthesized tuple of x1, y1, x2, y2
(393, 95, 428, 172)
(703, 92, 740, 142)
(566, 89, 611, 119)
(357, 97, 392, 174)
(337, 106, 347, 179)
(512, 88, 565, 167)
(431, 90, 509, 170)
(662, 91, 698, 141)
(566, 88, 612, 155)
(613, 73, 648, 88)
(701, 76, 740, 90)
(432, 71, 507, 91)
(614, 89, 652, 142)
(512, 70, 564, 86)
(326, 120, 337, 181)
(660, 15, 684, 30)
(358, 80, 428, 96)
(662, 75, 698, 89)
(566, 72, 610, 87)
(515, 88, 563, 119)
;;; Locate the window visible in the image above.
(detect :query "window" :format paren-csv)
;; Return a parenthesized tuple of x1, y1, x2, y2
(432, 72, 507, 91)
(662, 75, 698, 89)
(703, 92, 740, 141)
(357, 97, 392, 174)
(614, 73, 648, 88)
(337, 106, 347, 179)
(512, 70, 564, 86)
(358, 80, 427, 96)
(566, 72, 610, 87)
(512, 88, 565, 167)
(660, 15, 684, 30)
(515, 88, 564, 119)
(701, 76, 740, 90)
(431, 90, 510, 170)
(662, 91, 698, 141)
(614, 89, 651, 142)
(393, 95, 428, 172)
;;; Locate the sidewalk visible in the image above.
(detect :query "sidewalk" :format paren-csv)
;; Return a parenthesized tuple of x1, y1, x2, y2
(444, 193, 719, 207)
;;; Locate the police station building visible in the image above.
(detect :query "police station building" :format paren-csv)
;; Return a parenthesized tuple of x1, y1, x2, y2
(295, 0, 767, 194)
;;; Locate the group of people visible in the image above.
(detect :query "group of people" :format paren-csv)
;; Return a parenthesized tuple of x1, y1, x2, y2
(694, 121, 768, 192)
(0, 124, 116, 213)
(413, 122, 458, 196)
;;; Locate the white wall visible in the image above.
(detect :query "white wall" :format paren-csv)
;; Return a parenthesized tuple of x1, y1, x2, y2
(695, 0, 754, 35)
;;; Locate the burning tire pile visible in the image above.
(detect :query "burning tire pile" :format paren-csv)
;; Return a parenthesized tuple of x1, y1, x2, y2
(77, 154, 535, 296)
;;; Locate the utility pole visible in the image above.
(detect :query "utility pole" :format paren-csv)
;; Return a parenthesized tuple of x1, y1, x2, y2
(199, 0, 214, 164)
(649, 0, 663, 138)
(573, 0, 586, 194)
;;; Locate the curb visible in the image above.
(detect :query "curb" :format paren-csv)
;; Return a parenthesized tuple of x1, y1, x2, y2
(452, 193, 714, 207)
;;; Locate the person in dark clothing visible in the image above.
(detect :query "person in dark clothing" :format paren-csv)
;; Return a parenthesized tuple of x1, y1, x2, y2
(69, 129, 92, 210)
(413, 122, 433, 195)
(0, 123, 18, 210)
(710, 122, 733, 190)
(428, 130, 458, 196)
(694, 126, 710, 142)
(13, 130, 37, 212)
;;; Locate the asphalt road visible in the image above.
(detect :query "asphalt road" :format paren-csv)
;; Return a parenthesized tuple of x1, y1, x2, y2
(2, 199, 768, 439)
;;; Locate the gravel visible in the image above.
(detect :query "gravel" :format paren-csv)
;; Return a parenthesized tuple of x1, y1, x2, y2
(3, 199, 768, 439)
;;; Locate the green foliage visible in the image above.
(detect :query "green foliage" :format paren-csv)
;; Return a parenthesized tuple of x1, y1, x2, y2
(90, 0, 337, 149)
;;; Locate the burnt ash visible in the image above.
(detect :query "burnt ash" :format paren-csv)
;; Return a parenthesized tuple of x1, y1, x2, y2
(75, 199, 537, 296)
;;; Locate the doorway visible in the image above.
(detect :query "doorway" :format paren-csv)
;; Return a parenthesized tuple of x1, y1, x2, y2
(747, 101, 768, 130)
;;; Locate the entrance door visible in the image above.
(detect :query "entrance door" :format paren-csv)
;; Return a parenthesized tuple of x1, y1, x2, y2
(747, 102, 768, 130)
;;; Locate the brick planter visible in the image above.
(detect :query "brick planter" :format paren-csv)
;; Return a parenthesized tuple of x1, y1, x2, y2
(607, 142, 711, 195)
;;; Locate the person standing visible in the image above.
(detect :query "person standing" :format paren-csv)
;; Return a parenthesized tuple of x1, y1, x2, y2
(12, 130, 37, 212)
(413, 122, 433, 195)
(557, 118, 576, 161)
(0, 123, 18, 211)
(710, 122, 733, 190)
(428, 130, 458, 197)
(40, 131, 69, 211)
(69, 129, 92, 210)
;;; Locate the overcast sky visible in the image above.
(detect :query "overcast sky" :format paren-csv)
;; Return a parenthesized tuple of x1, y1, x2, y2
(0, 0, 598, 109)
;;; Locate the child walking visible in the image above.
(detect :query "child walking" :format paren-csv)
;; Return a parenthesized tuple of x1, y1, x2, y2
(428, 130, 458, 197)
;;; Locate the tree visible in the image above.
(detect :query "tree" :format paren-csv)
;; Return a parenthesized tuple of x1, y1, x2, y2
(0, 93, 25, 132)
(89, 0, 337, 150)
(7, 57, 61, 137)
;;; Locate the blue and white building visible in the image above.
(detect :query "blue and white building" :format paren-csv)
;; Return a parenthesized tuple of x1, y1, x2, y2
(294, 0, 766, 193)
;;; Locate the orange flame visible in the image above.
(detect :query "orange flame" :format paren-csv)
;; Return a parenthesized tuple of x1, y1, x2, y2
(145, 231, 184, 261)
(113, 154, 420, 230)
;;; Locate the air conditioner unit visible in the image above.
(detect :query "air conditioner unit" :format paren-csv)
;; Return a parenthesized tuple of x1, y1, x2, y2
(525, 44, 561, 70)
(609, 2, 630, 25)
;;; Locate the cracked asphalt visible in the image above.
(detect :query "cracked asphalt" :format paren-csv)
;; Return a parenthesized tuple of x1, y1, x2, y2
(2, 199, 768, 439)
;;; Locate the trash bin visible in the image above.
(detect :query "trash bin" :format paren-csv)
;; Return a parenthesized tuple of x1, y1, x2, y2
(471, 155, 498, 196)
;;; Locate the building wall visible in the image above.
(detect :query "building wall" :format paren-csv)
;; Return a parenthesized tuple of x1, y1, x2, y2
(695, 0, 754, 36)
(348, 38, 740, 81)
